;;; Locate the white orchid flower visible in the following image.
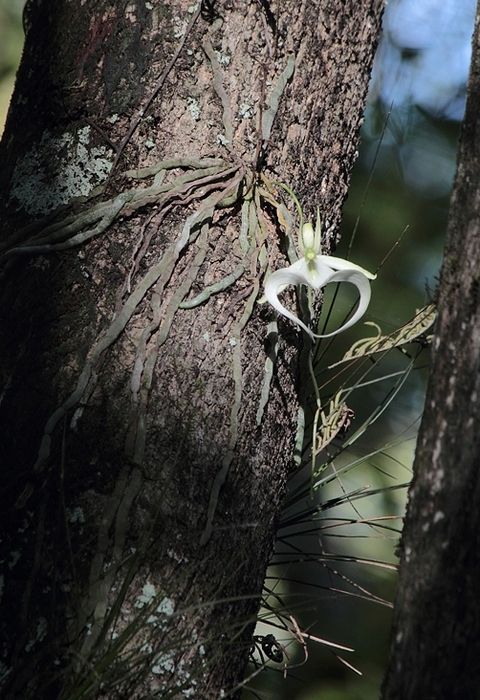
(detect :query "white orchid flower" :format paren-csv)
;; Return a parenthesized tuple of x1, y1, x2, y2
(264, 211, 376, 340)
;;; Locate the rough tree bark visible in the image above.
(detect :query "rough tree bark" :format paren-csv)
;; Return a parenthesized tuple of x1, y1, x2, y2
(382, 5, 480, 699)
(0, 1, 384, 698)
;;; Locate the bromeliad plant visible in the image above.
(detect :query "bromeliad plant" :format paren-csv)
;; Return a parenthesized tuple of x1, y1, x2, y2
(264, 206, 376, 340)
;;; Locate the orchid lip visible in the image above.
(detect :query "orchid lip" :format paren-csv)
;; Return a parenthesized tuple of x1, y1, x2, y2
(264, 254, 376, 340)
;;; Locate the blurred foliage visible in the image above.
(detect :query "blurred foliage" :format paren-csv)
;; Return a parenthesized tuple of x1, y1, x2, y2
(370, 0, 475, 121)
(0, 0, 23, 133)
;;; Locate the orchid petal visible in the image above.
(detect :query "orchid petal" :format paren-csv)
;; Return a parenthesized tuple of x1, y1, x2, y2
(314, 207, 322, 252)
(264, 258, 374, 341)
(317, 255, 377, 280)
(322, 268, 372, 336)
(264, 267, 329, 339)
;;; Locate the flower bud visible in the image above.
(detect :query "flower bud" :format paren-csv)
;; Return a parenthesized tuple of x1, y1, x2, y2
(301, 222, 315, 251)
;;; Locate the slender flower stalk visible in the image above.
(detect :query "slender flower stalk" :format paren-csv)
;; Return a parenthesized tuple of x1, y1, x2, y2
(264, 210, 376, 340)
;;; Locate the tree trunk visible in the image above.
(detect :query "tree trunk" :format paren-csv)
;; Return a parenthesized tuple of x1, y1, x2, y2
(382, 5, 480, 699)
(0, 1, 383, 697)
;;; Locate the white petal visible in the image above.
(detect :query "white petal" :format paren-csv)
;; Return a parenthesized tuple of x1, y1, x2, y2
(264, 262, 335, 338)
(264, 267, 322, 339)
(287, 256, 335, 288)
(316, 255, 377, 280)
(318, 269, 372, 337)
(264, 260, 373, 340)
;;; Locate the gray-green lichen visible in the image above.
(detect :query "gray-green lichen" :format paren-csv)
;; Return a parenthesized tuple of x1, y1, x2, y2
(10, 126, 113, 215)
(25, 617, 47, 652)
(239, 103, 253, 118)
(134, 582, 157, 609)
(187, 97, 201, 121)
